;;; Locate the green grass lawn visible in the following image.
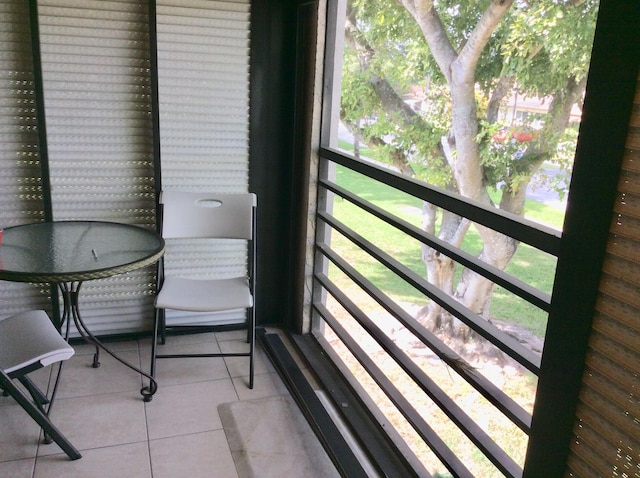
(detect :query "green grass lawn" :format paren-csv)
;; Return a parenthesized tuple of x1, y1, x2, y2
(330, 164, 562, 339)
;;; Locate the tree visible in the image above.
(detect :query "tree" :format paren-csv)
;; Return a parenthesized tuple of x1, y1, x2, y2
(340, 0, 597, 340)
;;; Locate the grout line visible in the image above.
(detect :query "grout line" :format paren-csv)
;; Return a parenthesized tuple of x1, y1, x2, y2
(140, 338, 155, 478)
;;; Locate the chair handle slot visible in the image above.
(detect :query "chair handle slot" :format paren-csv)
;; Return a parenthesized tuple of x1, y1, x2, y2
(195, 199, 223, 208)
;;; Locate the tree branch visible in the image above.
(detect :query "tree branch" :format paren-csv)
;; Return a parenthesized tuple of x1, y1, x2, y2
(455, 0, 515, 83)
(399, 0, 457, 84)
(487, 74, 515, 123)
(344, 4, 374, 71)
(344, 6, 418, 126)
(342, 121, 416, 175)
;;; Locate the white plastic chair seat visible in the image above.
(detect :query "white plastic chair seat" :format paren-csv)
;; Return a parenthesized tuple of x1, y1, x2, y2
(0, 310, 74, 374)
(155, 276, 253, 313)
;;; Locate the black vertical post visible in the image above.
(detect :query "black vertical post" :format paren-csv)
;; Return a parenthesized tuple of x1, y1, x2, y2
(288, 1, 319, 333)
(249, 0, 298, 327)
(27, 0, 60, 322)
(523, 1, 640, 475)
(27, 0, 52, 222)
(148, 0, 162, 232)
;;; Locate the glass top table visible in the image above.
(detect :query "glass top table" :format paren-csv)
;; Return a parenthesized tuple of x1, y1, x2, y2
(0, 221, 164, 283)
(0, 221, 165, 401)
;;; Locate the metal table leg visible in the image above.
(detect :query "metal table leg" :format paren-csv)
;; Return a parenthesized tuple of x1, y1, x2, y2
(58, 281, 158, 402)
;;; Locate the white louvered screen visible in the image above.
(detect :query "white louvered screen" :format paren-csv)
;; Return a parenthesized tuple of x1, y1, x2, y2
(37, 0, 157, 335)
(0, 0, 50, 315)
(156, 0, 252, 326)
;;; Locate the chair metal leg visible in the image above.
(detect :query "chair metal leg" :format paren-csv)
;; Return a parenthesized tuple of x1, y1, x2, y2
(142, 307, 161, 402)
(41, 360, 68, 443)
(0, 369, 81, 460)
(12, 362, 66, 443)
(17, 375, 49, 406)
(249, 346, 254, 389)
(249, 309, 255, 389)
(159, 308, 166, 345)
(16, 374, 57, 444)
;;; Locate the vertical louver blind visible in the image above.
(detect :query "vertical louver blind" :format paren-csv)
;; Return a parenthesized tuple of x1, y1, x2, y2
(1, 0, 251, 333)
(566, 74, 640, 477)
(156, 0, 252, 326)
(0, 0, 49, 315)
(37, 0, 157, 334)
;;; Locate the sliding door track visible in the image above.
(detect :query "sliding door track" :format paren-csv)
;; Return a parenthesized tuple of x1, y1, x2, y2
(259, 330, 422, 478)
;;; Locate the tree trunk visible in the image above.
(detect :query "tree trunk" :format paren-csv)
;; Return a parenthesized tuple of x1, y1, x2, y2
(421, 204, 470, 332)
(441, 76, 585, 339)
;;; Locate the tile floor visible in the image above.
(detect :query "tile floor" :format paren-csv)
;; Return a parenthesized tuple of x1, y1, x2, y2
(0, 329, 295, 478)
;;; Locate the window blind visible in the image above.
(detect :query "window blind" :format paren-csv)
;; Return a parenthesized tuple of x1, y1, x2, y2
(1, 0, 252, 333)
(37, 0, 157, 335)
(0, 0, 50, 316)
(566, 74, 640, 477)
(156, 0, 252, 326)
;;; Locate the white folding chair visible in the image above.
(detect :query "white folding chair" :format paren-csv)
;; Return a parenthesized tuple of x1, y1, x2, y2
(148, 191, 257, 399)
(0, 310, 81, 460)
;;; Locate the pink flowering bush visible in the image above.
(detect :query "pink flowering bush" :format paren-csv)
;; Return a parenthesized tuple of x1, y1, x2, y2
(479, 123, 541, 192)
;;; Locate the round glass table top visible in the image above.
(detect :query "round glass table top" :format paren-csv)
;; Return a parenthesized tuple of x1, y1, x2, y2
(0, 221, 165, 283)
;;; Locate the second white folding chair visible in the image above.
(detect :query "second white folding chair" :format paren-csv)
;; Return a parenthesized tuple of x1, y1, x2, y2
(0, 309, 81, 460)
(147, 191, 257, 400)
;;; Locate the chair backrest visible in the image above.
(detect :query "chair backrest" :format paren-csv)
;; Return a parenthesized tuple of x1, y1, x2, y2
(160, 191, 257, 240)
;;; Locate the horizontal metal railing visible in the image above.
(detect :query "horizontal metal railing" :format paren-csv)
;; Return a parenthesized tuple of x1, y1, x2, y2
(315, 269, 526, 477)
(316, 236, 534, 427)
(321, 148, 562, 255)
(317, 212, 542, 374)
(313, 297, 477, 478)
(312, 149, 562, 478)
(320, 178, 552, 312)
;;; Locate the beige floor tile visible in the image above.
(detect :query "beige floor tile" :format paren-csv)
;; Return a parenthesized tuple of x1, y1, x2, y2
(72, 339, 139, 356)
(233, 372, 289, 402)
(3, 331, 313, 478)
(164, 331, 218, 346)
(38, 392, 147, 455)
(0, 457, 35, 478)
(28, 367, 56, 398)
(142, 342, 231, 387)
(220, 340, 275, 380)
(145, 379, 238, 440)
(0, 401, 43, 461)
(34, 442, 151, 478)
(139, 332, 218, 350)
(150, 430, 239, 478)
(215, 329, 248, 342)
(54, 351, 144, 399)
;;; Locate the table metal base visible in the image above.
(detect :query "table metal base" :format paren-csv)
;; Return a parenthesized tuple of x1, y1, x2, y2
(59, 281, 157, 401)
